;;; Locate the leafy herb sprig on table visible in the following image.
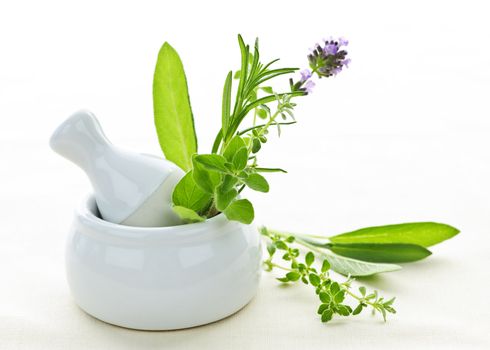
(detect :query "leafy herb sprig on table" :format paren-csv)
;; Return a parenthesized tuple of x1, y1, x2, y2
(152, 35, 460, 324)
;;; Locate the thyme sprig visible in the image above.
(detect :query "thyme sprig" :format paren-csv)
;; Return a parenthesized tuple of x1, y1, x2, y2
(261, 227, 396, 323)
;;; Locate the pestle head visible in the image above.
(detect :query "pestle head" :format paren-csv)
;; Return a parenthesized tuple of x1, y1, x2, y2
(49, 110, 110, 170)
(50, 110, 184, 227)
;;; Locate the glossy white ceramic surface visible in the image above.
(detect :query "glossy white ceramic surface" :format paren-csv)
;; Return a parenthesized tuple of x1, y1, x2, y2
(66, 195, 262, 330)
(50, 110, 184, 226)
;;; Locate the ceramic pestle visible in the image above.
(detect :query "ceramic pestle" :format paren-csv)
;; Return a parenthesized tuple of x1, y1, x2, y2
(49, 110, 185, 227)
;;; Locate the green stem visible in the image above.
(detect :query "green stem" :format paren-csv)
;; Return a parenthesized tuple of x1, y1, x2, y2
(271, 263, 293, 271)
(238, 121, 297, 136)
(267, 229, 331, 254)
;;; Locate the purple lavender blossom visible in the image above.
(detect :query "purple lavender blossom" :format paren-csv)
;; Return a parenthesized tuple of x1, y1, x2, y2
(300, 69, 312, 82)
(332, 67, 343, 75)
(291, 36, 350, 95)
(306, 36, 350, 78)
(304, 80, 315, 93)
(324, 43, 338, 55)
(338, 37, 349, 47)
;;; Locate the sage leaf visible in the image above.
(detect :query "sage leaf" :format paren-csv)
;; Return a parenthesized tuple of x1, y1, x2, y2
(194, 154, 228, 173)
(232, 147, 248, 171)
(223, 199, 254, 224)
(244, 173, 269, 192)
(153, 42, 197, 171)
(172, 171, 212, 212)
(320, 251, 402, 277)
(192, 156, 221, 193)
(221, 174, 238, 192)
(223, 136, 247, 161)
(215, 187, 238, 211)
(172, 206, 205, 223)
(329, 222, 460, 247)
(327, 243, 432, 263)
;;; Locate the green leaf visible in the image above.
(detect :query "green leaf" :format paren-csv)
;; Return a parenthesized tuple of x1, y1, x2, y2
(254, 167, 288, 173)
(223, 136, 247, 161)
(337, 304, 351, 316)
(286, 271, 301, 281)
(261, 86, 273, 94)
(329, 222, 460, 248)
(256, 108, 268, 119)
(215, 187, 238, 211)
(172, 206, 205, 223)
(221, 71, 233, 136)
(221, 174, 238, 192)
(194, 154, 229, 173)
(327, 243, 432, 263)
(317, 303, 329, 315)
(172, 171, 212, 212)
(334, 290, 346, 303)
(251, 138, 261, 153)
(267, 242, 276, 256)
(192, 156, 222, 193)
(320, 251, 402, 277)
(153, 42, 197, 171)
(359, 286, 366, 296)
(244, 173, 269, 192)
(329, 282, 340, 295)
(352, 304, 363, 315)
(309, 273, 321, 286)
(319, 292, 331, 303)
(223, 199, 254, 224)
(232, 147, 248, 171)
(321, 259, 331, 272)
(305, 252, 314, 266)
(321, 309, 334, 323)
(275, 240, 288, 250)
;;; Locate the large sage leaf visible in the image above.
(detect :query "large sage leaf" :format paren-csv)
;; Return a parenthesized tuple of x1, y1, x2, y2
(153, 42, 197, 171)
(329, 222, 459, 247)
(327, 243, 432, 263)
(320, 251, 402, 277)
(224, 199, 254, 224)
(172, 171, 212, 212)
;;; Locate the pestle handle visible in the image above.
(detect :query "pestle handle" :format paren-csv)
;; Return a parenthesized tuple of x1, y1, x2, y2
(49, 110, 111, 172)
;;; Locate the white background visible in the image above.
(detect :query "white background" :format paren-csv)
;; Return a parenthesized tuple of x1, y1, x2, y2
(1, 0, 489, 349)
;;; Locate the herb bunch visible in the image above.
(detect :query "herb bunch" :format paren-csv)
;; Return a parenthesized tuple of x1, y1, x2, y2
(170, 35, 349, 224)
(153, 35, 460, 325)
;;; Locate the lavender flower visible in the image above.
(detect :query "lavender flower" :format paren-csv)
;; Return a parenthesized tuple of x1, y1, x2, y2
(290, 37, 350, 95)
(307, 37, 350, 78)
(300, 69, 312, 82)
(324, 43, 338, 55)
(338, 37, 349, 47)
(304, 80, 315, 93)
